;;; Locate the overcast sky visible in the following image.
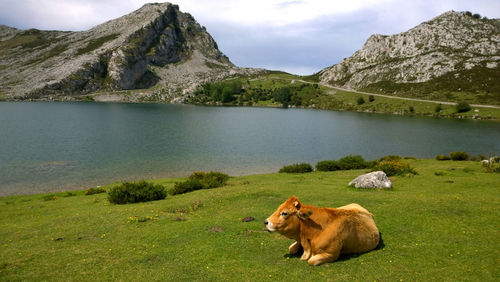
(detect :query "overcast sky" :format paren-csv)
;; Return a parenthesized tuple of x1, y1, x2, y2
(1, 0, 499, 75)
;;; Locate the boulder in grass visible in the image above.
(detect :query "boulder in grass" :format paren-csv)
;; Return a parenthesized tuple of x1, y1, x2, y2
(348, 171, 392, 189)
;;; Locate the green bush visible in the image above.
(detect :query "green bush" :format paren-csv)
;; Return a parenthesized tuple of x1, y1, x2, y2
(450, 151, 469, 161)
(357, 97, 365, 105)
(456, 102, 471, 113)
(170, 179, 204, 195)
(84, 187, 106, 195)
(373, 160, 417, 176)
(379, 155, 402, 162)
(369, 95, 375, 102)
(436, 155, 451, 161)
(107, 181, 167, 204)
(435, 104, 443, 113)
(315, 160, 340, 171)
(337, 155, 368, 170)
(279, 163, 313, 173)
(189, 171, 229, 189)
(170, 171, 229, 195)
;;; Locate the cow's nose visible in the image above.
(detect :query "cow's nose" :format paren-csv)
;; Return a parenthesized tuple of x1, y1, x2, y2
(264, 219, 269, 225)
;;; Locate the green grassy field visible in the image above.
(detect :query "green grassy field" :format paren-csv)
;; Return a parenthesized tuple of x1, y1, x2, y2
(1, 159, 499, 281)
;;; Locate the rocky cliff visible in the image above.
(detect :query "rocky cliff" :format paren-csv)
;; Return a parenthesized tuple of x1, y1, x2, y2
(0, 3, 260, 102)
(319, 11, 500, 104)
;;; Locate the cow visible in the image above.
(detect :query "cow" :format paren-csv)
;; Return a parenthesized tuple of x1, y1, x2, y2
(265, 196, 380, 266)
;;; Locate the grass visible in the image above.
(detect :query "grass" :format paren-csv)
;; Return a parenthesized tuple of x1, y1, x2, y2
(76, 34, 120, 56)
(186, 72, 500, 120)
(0, 159, 498, 280)
(361, 65, 500, 106)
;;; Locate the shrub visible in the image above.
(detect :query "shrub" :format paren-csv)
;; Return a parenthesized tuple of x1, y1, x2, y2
(170, 171, 229, 195)
(85, 187, 106, 195)
(436, 155, 451, 161)
(369, 95, 375, 102)
(379, 155, 402, 162)
(315, 160, 340, 171)
(373, 160, 417, 176)
(107, 181, 167, 204)
(450, 151, 469, 161)
(456, 102, 471, 113)
(435, 103, 443, 113)
(279, 163, 313, 173)
(189, 171, 229, 189)
(170, 179, 204, 195)
(357, 97, 365, 105)
(337, 155, 368, 170)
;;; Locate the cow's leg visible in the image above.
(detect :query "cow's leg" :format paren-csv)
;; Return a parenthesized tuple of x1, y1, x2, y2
(308, 252, 339, 266)
(289, 241, 301, 254)
(308, 225, 343, 265)
(300, 239, 312, 260)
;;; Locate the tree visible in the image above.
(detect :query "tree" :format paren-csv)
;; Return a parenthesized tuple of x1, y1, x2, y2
(221, 86, 235, 103)
(435, 103, 443, 113)
(357, 97, 365, 105)
(275, 87, 291, 104)
(456, 102, 471, 113)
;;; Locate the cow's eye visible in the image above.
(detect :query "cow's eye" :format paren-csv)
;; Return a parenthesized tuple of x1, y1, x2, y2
(280, 211, 288, 216)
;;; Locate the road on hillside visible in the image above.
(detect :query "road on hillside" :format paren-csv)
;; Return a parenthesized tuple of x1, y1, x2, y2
(293, 79, 500, 109)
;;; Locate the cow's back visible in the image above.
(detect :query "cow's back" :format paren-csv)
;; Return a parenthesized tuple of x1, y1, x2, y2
(339, 207, 379, 254)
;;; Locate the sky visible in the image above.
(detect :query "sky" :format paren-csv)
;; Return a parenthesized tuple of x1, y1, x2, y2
(1, 0, 499, 75)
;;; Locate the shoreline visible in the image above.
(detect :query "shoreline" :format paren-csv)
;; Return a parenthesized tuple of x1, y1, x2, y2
(3, 99, 500, 121)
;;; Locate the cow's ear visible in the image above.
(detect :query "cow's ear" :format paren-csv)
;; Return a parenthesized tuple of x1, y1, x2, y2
(296, 210, 312, 220)
(294, 200, 301, 210)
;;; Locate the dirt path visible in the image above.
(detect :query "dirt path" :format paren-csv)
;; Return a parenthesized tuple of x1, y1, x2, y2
(293, 79, 500, 109)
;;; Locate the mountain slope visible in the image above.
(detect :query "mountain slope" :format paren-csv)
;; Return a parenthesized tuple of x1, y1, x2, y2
(318, 11, 500, 105)
(0, 3, 259, 102)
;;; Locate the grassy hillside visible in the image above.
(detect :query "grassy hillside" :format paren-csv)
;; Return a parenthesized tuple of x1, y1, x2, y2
(1, 159, 498, 280)
(361, 65, 500, 106)
(188, 72, 500, 120)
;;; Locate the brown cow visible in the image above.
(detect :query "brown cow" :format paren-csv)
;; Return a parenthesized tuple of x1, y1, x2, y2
(265, 196, 380, 265)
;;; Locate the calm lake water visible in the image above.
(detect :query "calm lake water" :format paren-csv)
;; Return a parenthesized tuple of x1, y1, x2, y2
(1, 102, 499, 196)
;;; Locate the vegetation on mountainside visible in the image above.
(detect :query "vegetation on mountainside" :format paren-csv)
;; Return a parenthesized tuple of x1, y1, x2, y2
(0, 159, 498, 280)
(187, 72, 500, 120)
(360, 65, 500, 105)
(189, 72, 322, 108)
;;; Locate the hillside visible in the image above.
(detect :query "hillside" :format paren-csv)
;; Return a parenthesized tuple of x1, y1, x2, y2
(0, 3, 260, 102)
(318, 11, 500, 105)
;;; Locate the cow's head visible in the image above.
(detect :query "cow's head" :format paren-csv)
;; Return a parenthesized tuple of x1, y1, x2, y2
(265, 196, 310, 239)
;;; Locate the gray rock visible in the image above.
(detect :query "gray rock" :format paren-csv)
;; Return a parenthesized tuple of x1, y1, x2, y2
(319, 11, 500, 91)
(348, 171, 392, 189)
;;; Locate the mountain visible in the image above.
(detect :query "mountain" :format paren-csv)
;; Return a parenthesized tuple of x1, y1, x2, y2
(0, 3, 260, 102)
(318, 11, 500, 104)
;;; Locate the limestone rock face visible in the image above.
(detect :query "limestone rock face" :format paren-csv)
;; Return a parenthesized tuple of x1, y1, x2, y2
(0, 3, 261, 102)
(348, 171, 392, 189)
(319, 11, 500, 93)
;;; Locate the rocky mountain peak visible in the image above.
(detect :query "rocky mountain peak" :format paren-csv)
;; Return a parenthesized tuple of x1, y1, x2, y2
(319, 10, 500, 100)
(0, 2, 259, 102)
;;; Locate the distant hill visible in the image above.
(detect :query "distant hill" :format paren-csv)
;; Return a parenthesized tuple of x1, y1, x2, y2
(318, 11, 500, 105)
(0, 3, 261, 102)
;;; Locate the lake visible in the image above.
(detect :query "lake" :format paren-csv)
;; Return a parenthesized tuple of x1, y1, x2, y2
(1, 102, 499, 196)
